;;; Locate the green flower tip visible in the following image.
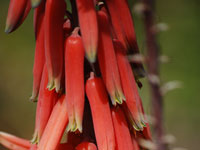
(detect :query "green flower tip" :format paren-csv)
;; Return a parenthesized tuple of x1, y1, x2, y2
(86, 49, 97, 64)
(5, 24, 12, 34)
(31, 0, 42, 8)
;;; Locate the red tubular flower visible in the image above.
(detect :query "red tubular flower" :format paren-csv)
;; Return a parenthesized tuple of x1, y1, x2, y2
(33, 0, 45, 39)
(75, 142, 97, 150)
(114, 0, 146, 78)
(31, 0, 46, 101)
(114, 0, 138, 51)
(5, 0, 31, 33)
(86, 73, 115, 150)
(114, 40, 145, 131)
(97, 10, 125, 105)
(44, 0, 66, 92)
(32, 65, 58, 143)
(111, 107, 134, 150)
(37, 95, 68, 150)
(104, 0, 127, 49)
(105, 0, 145, 79)
(0, 132, 31, 150)
(76, 0, 98, 63)
(65, 28, 85, 132)
(106, 0, 139, 52)
(30, 14, 45, 102)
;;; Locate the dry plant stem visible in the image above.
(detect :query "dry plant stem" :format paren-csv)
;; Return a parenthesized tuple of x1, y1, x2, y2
(70, 0, 78, 28)
(142, 0, 166, 150)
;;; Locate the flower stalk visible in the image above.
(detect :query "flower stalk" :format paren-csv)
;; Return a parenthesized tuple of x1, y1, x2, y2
(142, 0, 167, 149)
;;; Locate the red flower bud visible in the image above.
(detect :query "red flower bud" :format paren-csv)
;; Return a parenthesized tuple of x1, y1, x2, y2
(76, 0, 98, 63)
(30, 15, 45, 102)
(105, 0, 145, 78)
(114, 40, 145, 131)
(44, 0, 66, 92)
(65, 28, 85, 132)
(97, 11, 125, 105)
(86, 73, 115, 150)
(31, 65, 58, 143)
(5, 0, 31, 33)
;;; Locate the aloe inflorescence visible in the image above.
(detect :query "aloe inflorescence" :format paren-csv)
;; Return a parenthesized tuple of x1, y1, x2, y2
(1, 0, 151, 149)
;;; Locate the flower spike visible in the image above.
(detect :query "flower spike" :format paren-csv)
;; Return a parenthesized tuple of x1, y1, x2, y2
(86, 73, 116, 150)
(44, 0, 66, 92)
(65, 28, 85, 133)
(5, 0, 31, 33)
(2, 1, 152, 150)
(76, 0, 98, 63)
(97, 10, 125, 105)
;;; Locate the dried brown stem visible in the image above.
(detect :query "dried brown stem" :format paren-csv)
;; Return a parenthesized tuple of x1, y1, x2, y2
(142, 0, 167, 150)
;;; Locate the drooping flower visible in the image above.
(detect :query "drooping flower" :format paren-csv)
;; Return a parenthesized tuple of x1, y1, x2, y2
(65, 27, 85, 133)
(30, 12, 45, 102)
(5, 0, 31, 33)
(76, 0, 98, 63)
(97, 10, 125, 105)
(114, 39, 145, 131)
(31, 65, 58, 143)
(105, 0, 145, 79)
(44, 0, 66, 92)
(86, 73, 116, 150)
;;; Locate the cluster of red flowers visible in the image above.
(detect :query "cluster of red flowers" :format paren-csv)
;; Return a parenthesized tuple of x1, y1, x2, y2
(0, 0, 152, 149)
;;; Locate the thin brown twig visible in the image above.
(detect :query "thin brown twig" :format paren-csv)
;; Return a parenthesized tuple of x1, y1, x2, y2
(141, 0, 167, 150)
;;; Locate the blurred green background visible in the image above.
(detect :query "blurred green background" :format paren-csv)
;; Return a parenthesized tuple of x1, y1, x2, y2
(0, 0, 199, 150)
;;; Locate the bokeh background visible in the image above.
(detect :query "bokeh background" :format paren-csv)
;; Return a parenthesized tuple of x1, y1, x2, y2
(0, 0, 199, 149)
